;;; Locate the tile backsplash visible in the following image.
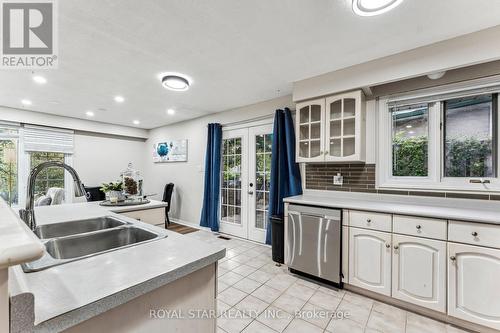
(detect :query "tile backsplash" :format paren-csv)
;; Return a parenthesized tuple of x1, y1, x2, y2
(305, 163, 500, 201)
(305, 163, 376, 192)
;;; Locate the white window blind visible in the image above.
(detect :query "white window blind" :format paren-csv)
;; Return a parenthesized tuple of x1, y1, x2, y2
(23, 125, 74, 154)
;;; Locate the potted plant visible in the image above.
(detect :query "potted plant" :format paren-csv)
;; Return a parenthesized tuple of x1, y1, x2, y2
(100, 181, 124, 203)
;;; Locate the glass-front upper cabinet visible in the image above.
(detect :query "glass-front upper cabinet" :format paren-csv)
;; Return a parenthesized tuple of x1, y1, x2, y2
(325, 90, 365, 162)
(295, 98, 325, 162)
(295, 90, 365, 163)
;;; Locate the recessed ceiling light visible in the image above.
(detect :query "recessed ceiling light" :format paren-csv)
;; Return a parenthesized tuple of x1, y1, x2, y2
(21, 99, 32, 105)
(33, 75, 47, 84)
(167, 108, 175, 115)
(86, 111, 94, 117)
(159, 72, 191, 91)
(133, 120, 140, 125)
(114, 95, 125, 103)
(352, 0, 403, 16)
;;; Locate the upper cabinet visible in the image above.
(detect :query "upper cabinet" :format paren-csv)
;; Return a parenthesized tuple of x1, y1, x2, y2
(295, 90, 365, 163)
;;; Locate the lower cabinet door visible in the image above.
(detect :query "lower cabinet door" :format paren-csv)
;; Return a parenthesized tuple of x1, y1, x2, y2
(348, 227, 391, 296)
(448, 242, 500, 330)
(392, 234, 446, 312)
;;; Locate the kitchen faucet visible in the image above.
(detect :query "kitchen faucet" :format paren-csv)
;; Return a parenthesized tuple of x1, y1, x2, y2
(19, 161, 87, 231)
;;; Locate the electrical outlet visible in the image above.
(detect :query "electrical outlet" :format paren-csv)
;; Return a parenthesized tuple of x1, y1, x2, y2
(333, 173, 343, 185)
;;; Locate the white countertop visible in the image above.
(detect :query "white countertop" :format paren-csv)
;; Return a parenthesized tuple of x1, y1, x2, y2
(0, 199, 44, 269)
(9, 202, 224, 331)
(284, 191, 500, 224)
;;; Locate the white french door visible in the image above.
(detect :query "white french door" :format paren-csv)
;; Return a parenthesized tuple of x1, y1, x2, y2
(220, 124, 273, 243)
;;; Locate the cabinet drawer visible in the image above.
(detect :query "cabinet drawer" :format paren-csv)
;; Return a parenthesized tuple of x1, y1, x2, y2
(350, 210, 392, 232)
(449, 221, 500, 249)
(393, 215, 447, 240)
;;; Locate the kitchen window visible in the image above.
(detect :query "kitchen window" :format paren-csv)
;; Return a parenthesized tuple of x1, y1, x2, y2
(377, 78, 500, 192)
(0, 123, 19, 206)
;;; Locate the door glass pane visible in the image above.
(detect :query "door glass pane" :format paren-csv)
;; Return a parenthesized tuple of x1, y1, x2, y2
(391, 104, 429, 177)
(330, 100, 341, 119)
(300, 106, 309, 124)
(344, 118, 355, 136)
(255, 133, 272, 230)
(343, 137, 355, 157)
(330, 120, 341, 137)
(444, 94, 495, 177)
(311, 105, 321, 122)
(310, 123, 321, 139)
(299, 141, 309, 158)
(299, 125, 309, 140)
(330, 139, 341, 157)
(344, 98, 356, 117)
(310, 140, 321, 157)
(221, 137, 242, 224)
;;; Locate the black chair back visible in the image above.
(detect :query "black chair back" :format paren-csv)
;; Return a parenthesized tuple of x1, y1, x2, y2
(84, 186, 106, 202)
(163, 183, 174, 213)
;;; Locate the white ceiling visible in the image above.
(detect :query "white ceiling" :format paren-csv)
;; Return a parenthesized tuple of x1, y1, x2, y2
(1, 0, 500, 129)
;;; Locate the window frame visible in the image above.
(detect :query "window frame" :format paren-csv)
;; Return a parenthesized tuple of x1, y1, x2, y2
(377, 77, 500, 192)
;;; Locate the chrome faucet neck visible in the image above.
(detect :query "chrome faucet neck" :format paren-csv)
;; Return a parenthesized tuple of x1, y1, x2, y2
(19, 161, 86, 231)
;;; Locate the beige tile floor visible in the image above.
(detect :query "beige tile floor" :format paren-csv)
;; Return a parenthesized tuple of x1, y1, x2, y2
(185, 230, 469, 333)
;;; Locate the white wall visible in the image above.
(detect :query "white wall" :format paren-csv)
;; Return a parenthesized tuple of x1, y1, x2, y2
(143, 95, 293, 225)
(293, 25, 500, 102)
(73, 132, 146, 187)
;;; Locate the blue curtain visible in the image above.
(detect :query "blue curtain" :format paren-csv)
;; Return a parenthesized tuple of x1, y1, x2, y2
(200, 123, 222, 231)
(266, 108, 302, 244)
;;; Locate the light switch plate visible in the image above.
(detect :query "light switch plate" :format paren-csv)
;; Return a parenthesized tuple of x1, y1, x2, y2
(333, 173, 343, 185)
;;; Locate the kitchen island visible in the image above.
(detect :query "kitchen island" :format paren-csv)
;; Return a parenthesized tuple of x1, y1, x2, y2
(8, 202, 225, 333)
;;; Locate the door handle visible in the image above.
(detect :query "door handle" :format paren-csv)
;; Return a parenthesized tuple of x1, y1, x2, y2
(248, 191, 254, 195)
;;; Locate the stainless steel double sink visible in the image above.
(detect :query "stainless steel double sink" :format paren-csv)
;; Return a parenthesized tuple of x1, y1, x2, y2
(22, 216, 168, 272)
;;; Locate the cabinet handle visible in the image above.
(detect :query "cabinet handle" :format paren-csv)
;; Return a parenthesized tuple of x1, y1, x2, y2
(416, 225, 422, 230)
(450, 256, 456, 261)
(324, 151, 329, 155)
(393, 245, 399, 250)
(471, 231, 478, 237)
(320, 151, 324, 155)
(385, 243, 391, 248)
(366, 219, 371, 223)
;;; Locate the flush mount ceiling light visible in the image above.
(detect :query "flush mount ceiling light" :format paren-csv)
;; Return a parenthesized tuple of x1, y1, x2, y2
(427, 71, 446, 80)
(352, 0, 404, 16)
(85, 111, 94, 117)
(159, 72, 191, 91)
(21, 99, 32, 106)
(167, 108, 175, 115)
(133, 120, 140, 125)
(33, 75, 47, 84)
(114, 95, 125, 103)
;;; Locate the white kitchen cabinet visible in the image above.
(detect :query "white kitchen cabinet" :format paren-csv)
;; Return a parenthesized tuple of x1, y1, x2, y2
(325, 90, 365, 162)
(295, 90, 365, 163)
(120, 208, 165, 226)
(295, 98, 325, 162)
(448, 242, 500, 330)
(392, 234, 446, 312)
(349, 227, 392, 296)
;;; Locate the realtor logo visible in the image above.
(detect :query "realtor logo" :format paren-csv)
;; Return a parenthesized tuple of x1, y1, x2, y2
(1, 0, 58, 68)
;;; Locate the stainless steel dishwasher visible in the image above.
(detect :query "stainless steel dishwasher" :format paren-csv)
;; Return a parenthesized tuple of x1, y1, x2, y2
(286, 204, 342, 286)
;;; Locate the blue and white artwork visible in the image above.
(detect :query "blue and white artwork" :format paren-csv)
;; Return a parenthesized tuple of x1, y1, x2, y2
(153, 139, 188, 162)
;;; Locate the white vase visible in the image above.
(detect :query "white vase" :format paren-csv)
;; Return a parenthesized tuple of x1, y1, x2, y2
(108, 190, 124, 203)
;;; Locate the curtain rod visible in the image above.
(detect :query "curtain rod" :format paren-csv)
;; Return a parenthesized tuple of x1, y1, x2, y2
(220, 109, 295, 128)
